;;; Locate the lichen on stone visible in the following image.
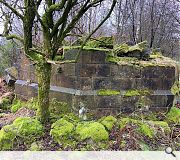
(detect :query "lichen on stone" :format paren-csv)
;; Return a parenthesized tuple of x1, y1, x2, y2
(99, 116, 117, 131)
(97, 89, 120, 96)
(75, 122, 109, 142)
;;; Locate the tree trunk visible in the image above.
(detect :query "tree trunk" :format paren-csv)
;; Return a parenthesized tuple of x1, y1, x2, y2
(36, 61, 51, 123)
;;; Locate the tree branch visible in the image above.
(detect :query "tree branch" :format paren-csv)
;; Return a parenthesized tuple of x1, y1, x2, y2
(0, 0, 24, 20)
(81, 0, 116, 49)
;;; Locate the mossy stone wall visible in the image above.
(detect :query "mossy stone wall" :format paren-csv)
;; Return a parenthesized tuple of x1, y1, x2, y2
(15, 49, 176, 115)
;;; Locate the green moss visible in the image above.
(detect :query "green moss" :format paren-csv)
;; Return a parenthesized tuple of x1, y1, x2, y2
(119, 118, 154, 138)
(13, 117, 43, 138)
(97, 89, 120, 96)
(54, 55, 64, 61)
(114, 43, 129, 55)
(149, 121, 171, 133)
(150, 52, 163, 59)
(0, 117, 43, 150)
(166, 107, 180, 124)
(50, 119, 74, 144)
(0, 125, 16, 150)
(29, 141, 42, 151)
(11, 100, 25, 113)
(124, 89, 151, 97)
(106, 55, 138, 64)
(113, 41, 148, 56)
(75, 122, 109, 142)
(171, 81, 180, 96)
(0, 98, 11, 110)
(86, 36, 114, 49)
(99, 116, 117, 131)
(26, 97, 38, 110)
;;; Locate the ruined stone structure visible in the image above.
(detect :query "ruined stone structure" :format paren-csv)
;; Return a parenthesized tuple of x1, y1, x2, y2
(15, 48, 176, 116)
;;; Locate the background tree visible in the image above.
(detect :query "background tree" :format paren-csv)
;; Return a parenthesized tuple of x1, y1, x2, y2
(0, 0, 116, 123)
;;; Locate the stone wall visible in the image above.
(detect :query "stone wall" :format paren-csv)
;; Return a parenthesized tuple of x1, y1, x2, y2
(15, 49, 176, 116)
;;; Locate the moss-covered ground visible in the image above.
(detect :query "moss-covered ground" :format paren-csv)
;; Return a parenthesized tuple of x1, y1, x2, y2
(0, 96, 179, 151)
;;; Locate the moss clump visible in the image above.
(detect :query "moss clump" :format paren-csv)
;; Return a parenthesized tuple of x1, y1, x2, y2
(0, 125, 16, 150)
(86, 36, 114, 49)
(29, 141, 42, 151)
(54, 55, 64, 61)
(0, 117, 43, 150)
(11, 99, 25, 113)
(97, 89, 120, 96)
(0, 98, 11, 110)
(150, 51, 163, 59)
(171, 81, 180, 96)
(113, 41, 148, 57)
(119, 118, 154, 138)
(148, 121, 171, 134)
(99, 116, 117, 131)
(124, 89, 151, 97)
(106, 55, 138, 64)
(166, 107, 180, 124)
(75, 122, 109, 142)
(50, 119, 74, 144)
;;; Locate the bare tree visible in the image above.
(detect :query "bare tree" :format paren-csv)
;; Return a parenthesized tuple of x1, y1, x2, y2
(0, 0, 116, 123)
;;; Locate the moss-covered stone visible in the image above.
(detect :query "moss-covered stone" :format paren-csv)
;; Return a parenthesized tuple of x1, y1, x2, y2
(97, 89, 120, 96)
(50, 118, 74, 144)
(166, 107, 180, 124)
(171, 81, 180, 96)
(0, 117, 43, 150)
(124, 89, 151, 97)
(113, 41, 148, 59)
(119, 118, 154, 138)
(75, 122, 109, 142)
(99, 116, 117, 131)
(86, 36, 114, 49)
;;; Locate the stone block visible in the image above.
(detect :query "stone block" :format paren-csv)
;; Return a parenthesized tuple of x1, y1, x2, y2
(110, 64, 119, 76)
(91, 51, 107, 64)
(120, 97, 139, 113)
(49, 90, 73, 105)
(162, 78, 175, 90)
(142, 78, 163, 90)
(72, 95, 96, 110)
(118, 65, 141, 78)
(93, 77, 111, 89)
(95, 96, 120, 108)
(111, 78, 135, 90)
(141, 66, 173, 79)
(64, 48, 79, 60)
(55, 74, 77, 88)
(76, 64, 96, 77)
(95, 64, 110, 77)
(80, 50, 92, 64)
(76, 77, 92, 90)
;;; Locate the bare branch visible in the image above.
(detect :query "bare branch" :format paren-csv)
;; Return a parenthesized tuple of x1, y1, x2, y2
(0, 0, 24, 20)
